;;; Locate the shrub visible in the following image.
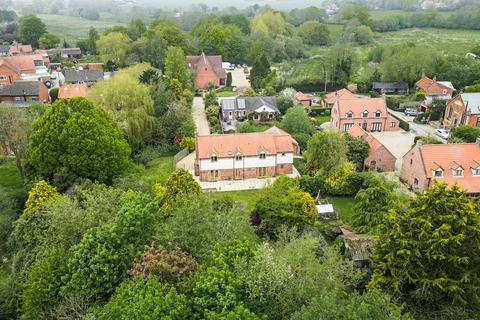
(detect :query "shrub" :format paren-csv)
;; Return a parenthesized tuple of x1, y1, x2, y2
(179, 137, 195, 152)
(390, 113, 409, 131)
(133, 146, 161, 165)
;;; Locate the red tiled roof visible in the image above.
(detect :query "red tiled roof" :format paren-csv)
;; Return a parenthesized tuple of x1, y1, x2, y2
(295, 92, 309, 101)
(9, 43, 33, 54)
(186, 53, 226, 79)
(197, 127, 297, 159)
(336, 98, 387, 118)
(1, 54, 44, 73)
(347, 123, 367, 138)
(348, 124, 394, 158)
(419, 143, 480, 193)
(58, 83, 88, 99)
(325, 88, 357, 105)
(415, 76, 454, 95)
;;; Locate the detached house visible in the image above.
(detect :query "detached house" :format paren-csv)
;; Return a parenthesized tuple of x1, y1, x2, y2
(194, 127, 298, 182)
(443, 93, 480, 128)
(9, 41, 33, 55)
(401, 140, 480, 195)
(331, 97, 399, 132)
(0, 80, 49, 104)
(186, 53, 226, 90)
(220, 96, 279, 122)
(348, 124, 397, 172)
(0, 55, 49, 85)
(64, 69, 104, 85)
(416, 75, 455, 103)
(295, 92, 320, 107)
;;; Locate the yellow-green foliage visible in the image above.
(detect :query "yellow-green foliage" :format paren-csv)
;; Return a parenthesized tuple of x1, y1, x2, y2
(297, 191, 317, 225)
(153, 168, 201, 211)
(325, 162, 355, 195)
(179, 137, 195, 153)
(24, 180, 59, 214)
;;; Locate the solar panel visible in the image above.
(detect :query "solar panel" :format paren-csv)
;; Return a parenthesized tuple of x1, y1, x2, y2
(238, 99, 246, 109)
(222, 99, 235, 110)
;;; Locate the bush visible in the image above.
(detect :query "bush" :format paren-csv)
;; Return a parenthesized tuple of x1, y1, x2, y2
(298, 175, 326, 197)
(179, 137, 195, 152)
(133, 146, 161, 165)
(390, 113, 409, 131)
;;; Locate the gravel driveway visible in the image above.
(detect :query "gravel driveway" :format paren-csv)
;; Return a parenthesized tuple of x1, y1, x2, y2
(193, 97, 210, 136)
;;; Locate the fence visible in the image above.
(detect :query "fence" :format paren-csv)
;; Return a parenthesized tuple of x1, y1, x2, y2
(172, 148, 190, 170)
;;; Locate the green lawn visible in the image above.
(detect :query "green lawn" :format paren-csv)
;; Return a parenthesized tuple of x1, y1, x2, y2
(325, 196, 358, 224)
(315, 115, 330, 124)
(137, 155, 174, 186)
(216, 91, 238, 97)
(208, 189, 263, 212)
(0, 160, 25, 199)
(236, 122, 274, 133)
(38, 14, 125, 44)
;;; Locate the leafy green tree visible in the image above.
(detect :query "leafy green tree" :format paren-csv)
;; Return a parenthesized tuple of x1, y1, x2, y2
(305, 131, 347, 175)
(126, 18, 146, 41)
(251, 11, 287, 37)
(96, 32, 132, 67)
(279, 106, 314, 136)
(369, 183, 480, 315)
(26, 97, 131, 184)
(153, 102, 195, 147)
(327, 44, 357, 88)
(340, 5, 371, 26)
(449, 125, 480, 143)
(207, 305, 265, 320)
(353, 25, 374, 45)
(142, 29, 167, 70)
(250, 53, 270, 90)
(153, 168, 200, 211)
(38, 32, 60, 49)
(287, 7, 327, 26)
(62, 192, 157, 299)
(24, 180, 59, 214)
(324, 162, 356, 196)
(164, 46, 191, 88)
(139, 68, 161, 85)
(87, 27, 99, 54)
(345, 134, 370, 171)
(97, 276, 190, 320)
(352, 186, 398, 233)
(21, 247, 69, 320)
(298, 21, 330, 46)
(19, 15, 46, 48)
(88, 68, 155, 151)
(179, 137, 195, 152)
(226, 72, 232, 87)
(254, 176, 316, 237)
(149, 19, 190, 53)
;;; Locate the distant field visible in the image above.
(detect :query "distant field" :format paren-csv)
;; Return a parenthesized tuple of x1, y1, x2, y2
(369, 10, 455, 20)
(38, 14, 125, 45)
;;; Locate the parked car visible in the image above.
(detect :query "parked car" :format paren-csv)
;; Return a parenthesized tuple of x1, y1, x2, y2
(242, 64, 248, 68)
(435, 129, 449, 140)
(404, 108, 418, 116)
(228, 64, 235, 70)
(236, 64, 242, 69)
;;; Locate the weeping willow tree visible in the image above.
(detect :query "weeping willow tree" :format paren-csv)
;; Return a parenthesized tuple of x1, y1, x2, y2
(88, 64, 155, 152)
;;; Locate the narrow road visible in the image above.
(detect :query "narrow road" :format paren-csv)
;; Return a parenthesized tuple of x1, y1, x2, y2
(389, 109, 445, 143)
(193, 97, 210, 136)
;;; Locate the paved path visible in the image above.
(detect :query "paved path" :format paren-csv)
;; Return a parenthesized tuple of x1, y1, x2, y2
(230, 67, 250, 91)
(389, 109, 444, 142)
(193, 97, 210, 135)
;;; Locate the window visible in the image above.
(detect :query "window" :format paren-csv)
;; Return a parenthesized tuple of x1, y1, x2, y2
(280, 164, 284, 169)
(235, 154, 242, 161)
(0, 75, 7, 81)
(362, 111, 368, 118)
(453, 169, 463, 177)
(433, 170, 443, 178)
(343, 123, 353, 131)
(414, 178, 419, 187)
(14, 97, 23, 101)
(476, 117, 480, 127)
(410, 159, 413, 165)
(210, 155, 217, 162)
(473, 168, 480, 176)
(209, 170, 219, 181)
(269, 113, 274, 119)
(372, 122, 382, 131)
(346, 112, 353, 118)
(234, 168, 242, 179)
(447, 107, 453, 119)
(281, 152, 286, 156)
(390, 122, 396, 128)
(460, 113, 466, 125)
(374, 111, 381, 118)
(259, 152, 266, 159)
(257, 167, 267, 178)
(31, 97, 38, 101)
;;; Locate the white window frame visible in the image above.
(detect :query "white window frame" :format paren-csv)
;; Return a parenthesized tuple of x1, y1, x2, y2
(452, 169, 463, 177)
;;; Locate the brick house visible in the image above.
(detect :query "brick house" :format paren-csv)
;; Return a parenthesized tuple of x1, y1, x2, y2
(0, 55, 50, 84)
(401, 140, 480, 195)
(63, 69, 104, 85)
(58, 83, 88, 99)
(331, 97, 400, 132)
(0, 60, 21, 86)
(415, 75, 455, 103)
(220, 96, 279, 122)
(295, 92, 320, 107)
(443, 93, 480, 128)
(348, 124, 397, 172)
(194, 127, 298, 182)
(323, 88, 357, 108)
(0, 80, 49, 104)
(9, 41, 33, 55)
(186, 53, 226, 90)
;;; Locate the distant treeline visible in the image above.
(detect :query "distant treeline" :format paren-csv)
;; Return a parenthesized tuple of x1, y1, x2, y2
(372, 9, 480, 32)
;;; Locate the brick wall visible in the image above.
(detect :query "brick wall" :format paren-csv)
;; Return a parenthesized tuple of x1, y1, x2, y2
(194, 67, 220, 90)
(199, 166, 278, 182)
(401, 144, 430, 193)
(365, 146, 396, 172)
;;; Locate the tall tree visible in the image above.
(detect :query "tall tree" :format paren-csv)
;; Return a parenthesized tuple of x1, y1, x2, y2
(38, 33, 60, 49)
(88, 27, 99, 54)
(369, 183, 480, 316)
(250, 53, 270, 90)
(96, 32, 132, 67)
(164, 46, 191, 89)
(304, 131, 347, 175)
(26, 97, 131, 184)
(298, 21, 330, 46)
(18, 15, 46, 48)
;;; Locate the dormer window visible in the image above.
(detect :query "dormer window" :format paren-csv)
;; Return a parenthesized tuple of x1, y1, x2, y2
(259, 152, 266, 159)
(453, 168, 464, 177)
(235, 154, 243, 161)
(473, 168, 480, 176)
(362, 111, 368, 118)
(346, 111, 353, 118)
(374, 111, 381, 118)
(433, 169, 443, 178)
(211, 154, 217, 162)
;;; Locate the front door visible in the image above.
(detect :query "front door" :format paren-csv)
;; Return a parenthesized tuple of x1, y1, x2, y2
(372, 122, 382, 132)
(228, 111, 233, 120)
(234, 168, 242, 179)
(362, 122, 367, 130)
(209, 170, 219, 181)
